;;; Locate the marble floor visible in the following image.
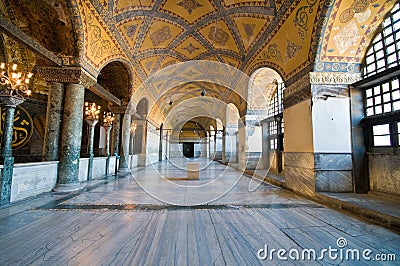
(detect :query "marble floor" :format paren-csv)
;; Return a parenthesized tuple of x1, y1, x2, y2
(0, 159, 399, 265)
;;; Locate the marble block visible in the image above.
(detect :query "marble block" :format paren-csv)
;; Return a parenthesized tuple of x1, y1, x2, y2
(187, 162, 199, 180)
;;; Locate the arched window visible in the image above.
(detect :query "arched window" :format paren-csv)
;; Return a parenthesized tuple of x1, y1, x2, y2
(357, 2, 400, 150)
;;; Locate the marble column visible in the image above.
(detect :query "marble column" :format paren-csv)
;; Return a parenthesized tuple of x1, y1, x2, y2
(222, 126, 226, 163)
(213, 131, 217, 159)
(103, 125, 112, 175)
(111, 114, 121, 156)
(55, 83, 85, 192)
(0, 96, 24, 205)
(237, 118, 247, 171)
(86, 119, 98, 180)
(119, 113, 131, 170)
(42, 82, 64, 161)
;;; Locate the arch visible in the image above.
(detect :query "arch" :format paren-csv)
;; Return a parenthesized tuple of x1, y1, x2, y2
(97, 60, 134, 100)
(311, 0, 398, 73)
(136, 97, 149, 117)
(248, 67, 283, 115)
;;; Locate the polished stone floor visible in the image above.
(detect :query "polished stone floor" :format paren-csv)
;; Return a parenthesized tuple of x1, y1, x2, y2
(0, 159, 399, 265)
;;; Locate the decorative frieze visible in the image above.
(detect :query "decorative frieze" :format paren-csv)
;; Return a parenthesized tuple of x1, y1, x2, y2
(309, 72, 361, 85)
(37, 66, 96, 88)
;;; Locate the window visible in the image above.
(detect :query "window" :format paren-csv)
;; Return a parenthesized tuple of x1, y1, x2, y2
(359, 3, 400, 151)
(362, 3, 400, 77)
(266, 81, 284, 152)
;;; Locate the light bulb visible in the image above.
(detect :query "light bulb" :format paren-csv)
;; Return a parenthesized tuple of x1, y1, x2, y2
(0, 63, 5, 69)
(12, 64, 17, 71)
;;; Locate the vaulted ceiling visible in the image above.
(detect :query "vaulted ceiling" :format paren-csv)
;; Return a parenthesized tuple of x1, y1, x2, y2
(0, 0, 397, 125)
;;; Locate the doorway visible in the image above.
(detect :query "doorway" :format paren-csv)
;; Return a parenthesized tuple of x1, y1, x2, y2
(183, 142, 194, 158)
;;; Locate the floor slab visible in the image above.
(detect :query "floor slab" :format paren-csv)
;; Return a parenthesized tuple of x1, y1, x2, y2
(0, 159, 398, 265)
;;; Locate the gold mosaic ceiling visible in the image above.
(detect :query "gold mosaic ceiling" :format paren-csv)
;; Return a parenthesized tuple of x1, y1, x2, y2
(1, 0, 396, 107)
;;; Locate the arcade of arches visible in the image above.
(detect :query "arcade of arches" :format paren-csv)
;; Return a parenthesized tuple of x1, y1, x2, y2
(0, 0, 400, 264)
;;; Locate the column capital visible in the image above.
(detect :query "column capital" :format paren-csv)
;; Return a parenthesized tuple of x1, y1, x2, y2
(37, 66, 96, 88)
(109, 105, 129, 114)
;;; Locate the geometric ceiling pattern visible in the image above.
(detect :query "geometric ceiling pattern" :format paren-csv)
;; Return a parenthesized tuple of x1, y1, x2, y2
(1, 0, 396, 121)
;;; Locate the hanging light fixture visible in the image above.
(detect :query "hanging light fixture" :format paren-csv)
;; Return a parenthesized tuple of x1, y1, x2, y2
(103, 111, 115, 127)
(84, 102, 101, 120)
(0, 62, 32, 97)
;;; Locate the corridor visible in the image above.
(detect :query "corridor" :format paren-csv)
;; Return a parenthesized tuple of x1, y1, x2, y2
(0, 159, 398, 265)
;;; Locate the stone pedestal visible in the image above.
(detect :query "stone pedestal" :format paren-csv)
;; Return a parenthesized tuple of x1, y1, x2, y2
(42, 82, 64, 161)
(86, 119, 98, 180)
(187, 163, 199, 180)
(55, 83, 85, 192)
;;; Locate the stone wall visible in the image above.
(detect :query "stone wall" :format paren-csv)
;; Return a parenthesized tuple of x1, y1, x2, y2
(369, 154, 400, 196)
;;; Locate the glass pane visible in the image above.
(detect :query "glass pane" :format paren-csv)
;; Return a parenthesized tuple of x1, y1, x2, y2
(392, 90, 400, 100)
(398, 122, 400, 145)
(366, 107, 374, 116)
(377, 59, 385, 69)
(384, 103, 392, 112)
(387, 43, 396, 53)
(367, 98, 373, 107)
(374, 135, 391, 146)
(392, 79, 400, 89)
(385, 35, 394, 44)
(366, 55, 375, 65)
(374, 41, 383, 50)
(383, 93, 391, 102)
(394, 19, 400, 31)
(374, 96, 381, 104)
(384, 27, 392, 36)
(382, 82, 390, 92)
(373, 124, 390, 135)
(376, 50, 384, 59)
(394, 101, 400, 111)
(375, 106, 382, 114)
(366, 89, 373, 97)
(374, 86, 381, 95)
(367, 64, 376, 73)
(387, 54, 397, 66)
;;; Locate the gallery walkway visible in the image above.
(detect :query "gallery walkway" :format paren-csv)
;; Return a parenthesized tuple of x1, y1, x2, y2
(0, 159, 399, 265)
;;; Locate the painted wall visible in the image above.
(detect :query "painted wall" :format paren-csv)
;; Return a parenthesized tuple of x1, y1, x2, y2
(284, 100, 313, 153)
(312, 98, 352, 153)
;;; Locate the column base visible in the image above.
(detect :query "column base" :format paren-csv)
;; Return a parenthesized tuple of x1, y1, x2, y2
(52, 183, 85, 193)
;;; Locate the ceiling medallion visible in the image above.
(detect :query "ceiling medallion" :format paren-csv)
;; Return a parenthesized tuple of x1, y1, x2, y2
(208, 26, 229, 46)
(243, 23, 256, 40)
(183, 43, 200, 54)
(150, 26, 172, 46)
(177, 0, 202, 15)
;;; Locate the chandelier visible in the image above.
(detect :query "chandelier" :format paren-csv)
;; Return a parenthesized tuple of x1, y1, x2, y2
(0, 62, 32, 97)
(84, 102, 101, 120)
(103, 111, 115, 127)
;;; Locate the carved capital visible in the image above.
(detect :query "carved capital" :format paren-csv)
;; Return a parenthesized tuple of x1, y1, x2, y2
(37, 66, 96, 88)
(109, 105, 129, 114)
(309, 72, 361, 85)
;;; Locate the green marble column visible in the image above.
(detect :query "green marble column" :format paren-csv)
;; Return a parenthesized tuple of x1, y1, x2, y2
(54, 83, 85, 192)
(119, 113, 131, 170)
(0, 96, 24, 205)
(111, 114, 121, 155)
(42, 82, 64, 161)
